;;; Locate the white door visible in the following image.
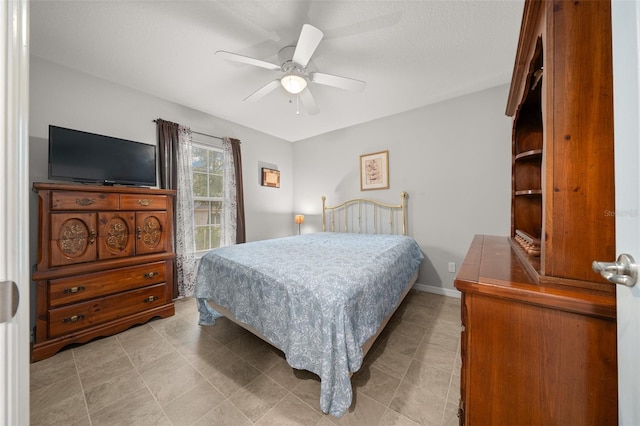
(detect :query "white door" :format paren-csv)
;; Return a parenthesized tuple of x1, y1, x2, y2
(611, 1, 640, 424)
(0, 0, 30, 424)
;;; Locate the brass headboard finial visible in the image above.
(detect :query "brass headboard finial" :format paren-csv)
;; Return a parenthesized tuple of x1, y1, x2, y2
(321, 196, 327, 232)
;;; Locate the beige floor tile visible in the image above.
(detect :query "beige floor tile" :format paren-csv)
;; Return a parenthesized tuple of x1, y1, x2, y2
(162, 380, 227, 425)
(116, 323, 163, 353)
(429, 318, 461, 339)
(390, 380, 447, 426)
(400, 304, 437, 325)
(447, 374, 461, 406)
(384, 317, 428, 341)
(30, 376, 87, 426)
(228, 374, 289, 422)
(384, 327, 424, 357)
(206, 357, 262, 397)
(78, 354, 134, 390)
(291, 374, 324, 414)
(442, 402, 460, 426)
(72, 335, 125, 373)
(331, 392, 386, 426)
(137, 350, 189, 384)
(190, 344, 239, 379)
(200, 316, 249, 344)
(265, 358, 315, 390)
(84, 370, 146, 413)
(403, 360, 451, 399)
(171, 328, 225, 362)
(421, 329, 459, 352)
(90, 387, 170, 426)
(255, 393, 322, 426)
(379, 409, 421, 426)
(126, 339, 178, 369)
(193, 400, 253, 426)
(30, 375, 83, 415)
(413, 341, 457, 373)
(30, 349, 77, 391)
(68, 415, 92, 426)
(150, 314, 198, 339)
(368, 344, 413, 379)
(226, 332, 284, 372)
(352, 365, 401, 406)
(147, 363, 206, 405)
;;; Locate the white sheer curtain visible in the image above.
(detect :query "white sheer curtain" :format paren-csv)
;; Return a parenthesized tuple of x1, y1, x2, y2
(175, 126, 197, 296)
(221, 137, 238, 246)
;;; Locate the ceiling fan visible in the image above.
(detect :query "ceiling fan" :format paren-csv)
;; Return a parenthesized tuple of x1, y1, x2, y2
(216, 24, 366, 115)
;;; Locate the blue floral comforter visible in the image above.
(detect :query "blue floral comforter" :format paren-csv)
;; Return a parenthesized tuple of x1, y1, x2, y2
(194, 232, 424, 417)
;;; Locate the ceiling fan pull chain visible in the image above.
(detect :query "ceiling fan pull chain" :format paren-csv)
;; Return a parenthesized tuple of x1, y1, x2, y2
(296, 94, 300, 115)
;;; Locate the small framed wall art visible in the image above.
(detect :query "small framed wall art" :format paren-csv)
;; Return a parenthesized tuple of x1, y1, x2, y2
(261, 167, 280, 188)
(360, 150, 389, 191)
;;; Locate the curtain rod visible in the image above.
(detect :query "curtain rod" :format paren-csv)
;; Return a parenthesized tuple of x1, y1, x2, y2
(153, 119, 223, 140)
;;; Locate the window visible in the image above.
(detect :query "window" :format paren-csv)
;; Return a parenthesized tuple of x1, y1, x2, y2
(192, 142, 223, 253)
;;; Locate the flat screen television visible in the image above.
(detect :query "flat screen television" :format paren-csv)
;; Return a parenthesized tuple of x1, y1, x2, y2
(48, 125, 157, 187)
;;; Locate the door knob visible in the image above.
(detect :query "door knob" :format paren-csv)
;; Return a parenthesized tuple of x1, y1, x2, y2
(592, 254, 638, 287)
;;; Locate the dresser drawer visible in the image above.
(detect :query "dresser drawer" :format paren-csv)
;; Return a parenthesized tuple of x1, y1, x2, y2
(48, 283, 167, 338)
(51, 191, 119, 210)
(48, 261, 167, 307)
(120, 194, 167, 210)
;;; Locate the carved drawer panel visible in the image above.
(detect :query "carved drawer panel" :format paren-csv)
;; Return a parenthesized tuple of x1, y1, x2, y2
(48, 283, 166, 338)
(51, 191, 119, 211)
(50, 212, 97, 266)
(135, 212, 168, 255)
(97, 212, 135, 259)
(120, 194, 167, 210)
(48, 261, 168, 307)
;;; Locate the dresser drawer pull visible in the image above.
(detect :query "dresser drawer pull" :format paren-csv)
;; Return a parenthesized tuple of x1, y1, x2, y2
(63, 314, 85, 323)
(143, 271, 159, 279)
(137, 199, 152, 206)
(63, 286, 85, 294)
(89, 229, 96, 245)
(75, 198, 96, 206)
(144, 295, 159, 303)
(136, 226, 142, 239)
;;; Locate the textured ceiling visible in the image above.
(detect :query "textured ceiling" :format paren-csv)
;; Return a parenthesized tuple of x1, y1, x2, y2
(30, 0, 525, 142)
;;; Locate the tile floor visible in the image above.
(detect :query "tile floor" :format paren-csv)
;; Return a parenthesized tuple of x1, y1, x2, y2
(30, 290, 461, 426)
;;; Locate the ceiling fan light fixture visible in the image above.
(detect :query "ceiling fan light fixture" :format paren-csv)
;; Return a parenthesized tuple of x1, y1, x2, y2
(281, 74, 307, 94)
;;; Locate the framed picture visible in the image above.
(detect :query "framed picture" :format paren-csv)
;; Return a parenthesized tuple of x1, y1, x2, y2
(261, 167, 280, 188)
(360, 150, 389, 191)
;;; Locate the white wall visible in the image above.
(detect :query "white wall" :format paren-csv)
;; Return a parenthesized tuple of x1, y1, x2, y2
(29, 56, 294, 243)
(292, 85, 512, 294)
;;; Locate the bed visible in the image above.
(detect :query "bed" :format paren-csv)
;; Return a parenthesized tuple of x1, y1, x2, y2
(194, 192, 424, 417)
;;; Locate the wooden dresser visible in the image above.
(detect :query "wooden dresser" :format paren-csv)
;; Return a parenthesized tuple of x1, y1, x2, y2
(32, 183, 176, 362)
(455, 0, 617, 424)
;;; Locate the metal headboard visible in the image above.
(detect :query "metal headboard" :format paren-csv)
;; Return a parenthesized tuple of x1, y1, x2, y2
(321, 192, 408, 235)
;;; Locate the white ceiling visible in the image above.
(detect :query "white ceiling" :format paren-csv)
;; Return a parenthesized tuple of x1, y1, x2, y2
(30, 0, 525, 142)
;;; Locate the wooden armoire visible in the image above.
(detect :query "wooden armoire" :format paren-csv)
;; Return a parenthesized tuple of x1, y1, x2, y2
(455, 0, 617, 424)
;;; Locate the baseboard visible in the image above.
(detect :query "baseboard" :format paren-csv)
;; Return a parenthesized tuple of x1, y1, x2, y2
(412, 283, 461, 299)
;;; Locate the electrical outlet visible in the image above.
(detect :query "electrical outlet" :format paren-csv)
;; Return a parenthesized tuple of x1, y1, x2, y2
(448, 262, 456, 273)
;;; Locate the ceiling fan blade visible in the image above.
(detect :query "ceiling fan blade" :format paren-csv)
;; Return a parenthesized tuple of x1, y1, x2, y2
(292, 24, 324, 68)
(309, 72, 366, 92)
(299, 88, 320, 115)
(244, 80, 282, 102)
(216, 50, 281, 71)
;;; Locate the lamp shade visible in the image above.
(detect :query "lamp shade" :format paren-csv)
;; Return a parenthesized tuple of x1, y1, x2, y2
(294, 214, 305, 224)
(281, 74, 307, 94)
